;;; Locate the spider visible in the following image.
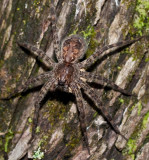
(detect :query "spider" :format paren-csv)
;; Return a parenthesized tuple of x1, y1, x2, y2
(1, 1, 144, 155)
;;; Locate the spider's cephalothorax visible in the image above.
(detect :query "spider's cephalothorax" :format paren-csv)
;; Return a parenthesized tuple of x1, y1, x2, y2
(55, 62, 74, 86)
(1, 0, 145, 156)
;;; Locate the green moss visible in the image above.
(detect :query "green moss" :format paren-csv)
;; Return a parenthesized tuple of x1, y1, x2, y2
(42, 100, 70, 140)
(33, 135, 48, 157)
(142, 111, 149, 129)
(119, 98, 124, 104)
(71, 28, 78, 35)
(6, 86, 11, 93)
(86, 37, 99, 58)
(121, 0, 148, 62)
(66, 134, 80, 148)
(4, 129, 14, 152)
(117, 66, 121, 70)
(0, 60, 4, 69)
(79, 25, 99, 58)
(124, 39, 144, 61)
(28, 117, 33, 123)
(133, 0, 149, 35)
(36, 126, 40, 133)
(93, 111, 98, 118)
(33, 0, 41, 6)
(137, 101, 142, 116)
(127, 138, 137, 154)
(33, 147, 44, 160)
(23, 20, 26, 25)
(128, 103, 136, 112)
(145, 56, 149, 62)
(47, 100, 80, 151)
(67, 3, 99, 57)
(130, 154, 135, 160)
(35, 99, 80, 155)
(47, 100, 68, 126)
(38, 135, 48, 147)
(0, 138, 2, 146)
(81, 25, 96, 40)
(124, 110, 149, 156)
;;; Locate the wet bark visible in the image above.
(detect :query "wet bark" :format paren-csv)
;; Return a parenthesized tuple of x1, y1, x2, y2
(0, 0, 149, 160)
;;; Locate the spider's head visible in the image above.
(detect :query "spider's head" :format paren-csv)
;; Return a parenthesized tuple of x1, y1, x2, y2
(61, 35, 87, 63)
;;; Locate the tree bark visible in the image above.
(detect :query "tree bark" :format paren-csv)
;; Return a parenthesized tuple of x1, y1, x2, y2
(0, 0, 149, 160)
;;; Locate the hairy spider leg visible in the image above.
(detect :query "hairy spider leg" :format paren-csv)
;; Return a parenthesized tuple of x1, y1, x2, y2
(32, 79, 56, 139)
(18, 42, 55, 68)
(50, 0, 62, 61)
(79, 36, 144, 69)
(0, 72, 52, 100)
(70, 82, 90, 155)
(80, 71, 134, 96)
(78, 79, 128, 141)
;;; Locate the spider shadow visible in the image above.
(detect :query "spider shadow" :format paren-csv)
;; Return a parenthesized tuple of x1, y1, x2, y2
(81, 83, 128, 132)
(88, 82, 114, 91)
(21, 85, 75, 108)
(89, 82, 133, 97)
(18, 45, 55, 71)
(43, 88, 75, 106)
(81, 88, 108, 125)
(85, 44, 131, 72)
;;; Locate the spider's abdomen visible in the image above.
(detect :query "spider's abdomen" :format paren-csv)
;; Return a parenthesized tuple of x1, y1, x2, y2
(61, 35, 87, 63)
(56, 63, 74, 86)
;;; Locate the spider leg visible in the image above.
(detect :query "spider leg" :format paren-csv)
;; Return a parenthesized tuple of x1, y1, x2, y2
(0, 72, 53, 100)
(18, 42, 55, 68)
(77, 78, 128, 141)
(32, 79, 56, 140)
(70, 82, 90, 155)
(50, 0, 62, 62)
(79, 36, 144, 69)
(80, 71, 133, 96)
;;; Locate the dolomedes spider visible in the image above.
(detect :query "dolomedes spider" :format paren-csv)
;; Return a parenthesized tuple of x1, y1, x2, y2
(1, 1, 144, 155)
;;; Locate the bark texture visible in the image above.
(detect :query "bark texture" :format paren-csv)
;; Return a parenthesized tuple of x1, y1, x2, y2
(0, 0, 149, 160)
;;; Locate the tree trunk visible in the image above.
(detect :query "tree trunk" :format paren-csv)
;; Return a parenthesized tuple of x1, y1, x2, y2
(0, 0, 149, 160)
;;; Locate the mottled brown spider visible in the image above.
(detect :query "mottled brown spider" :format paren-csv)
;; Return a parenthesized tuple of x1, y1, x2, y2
(1, 0, 144, 155)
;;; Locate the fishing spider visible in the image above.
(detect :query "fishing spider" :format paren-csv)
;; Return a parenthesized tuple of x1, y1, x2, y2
(1, 1, 143, 154)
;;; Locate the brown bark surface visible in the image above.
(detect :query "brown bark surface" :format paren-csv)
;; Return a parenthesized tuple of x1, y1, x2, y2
(0, 0, 149, 160)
